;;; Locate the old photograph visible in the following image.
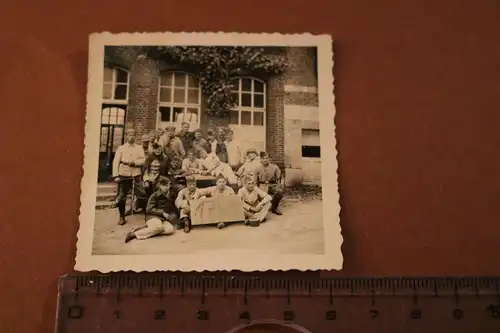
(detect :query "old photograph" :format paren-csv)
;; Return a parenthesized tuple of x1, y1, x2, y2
(75, 32, 341, 272)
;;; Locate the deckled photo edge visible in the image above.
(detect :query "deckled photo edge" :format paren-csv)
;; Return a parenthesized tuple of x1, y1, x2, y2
(75, 32, 341, 272)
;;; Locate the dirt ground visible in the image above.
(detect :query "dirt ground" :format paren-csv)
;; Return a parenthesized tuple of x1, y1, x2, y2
(91, 192, 324, 256)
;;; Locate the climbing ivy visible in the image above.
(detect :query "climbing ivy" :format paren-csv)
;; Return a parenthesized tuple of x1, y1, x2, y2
(144, 46, 288, 117)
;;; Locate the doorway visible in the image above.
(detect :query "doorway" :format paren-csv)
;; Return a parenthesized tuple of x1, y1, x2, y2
(98, 105, 127, 182)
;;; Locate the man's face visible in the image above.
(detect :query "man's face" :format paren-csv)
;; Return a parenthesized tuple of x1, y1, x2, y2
(153, 147, 162, 156)
(181, 123, 190, 132)
(167, 129, 175, 137)
(171, 160, 180, 169)
(216, 178, 227, 189)
(187, 181, 197, 191)
(248, 152, 257, 160)
(245, 179, 255, 191)
(207, 134, 214, 141)
(157, 129, 164, 137)
(142, 141, 149, 148)
(261, 156, 270, 165)
(199, 150, 208, 158)
(216, 129, 224, 139)
(187, 152, 195, 161)
(159, 183, 169, 193)
(226, 132, 233, 141)
(194, 132, 202, 140)
(126, 132, 136, 143)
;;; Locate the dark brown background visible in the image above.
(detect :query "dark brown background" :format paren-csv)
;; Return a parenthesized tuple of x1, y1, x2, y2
(0, 0, 499, 332)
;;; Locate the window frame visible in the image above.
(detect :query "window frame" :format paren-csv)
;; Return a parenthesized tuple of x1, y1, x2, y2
(229, 77, 267, 127)
(156, 71, 202, 129)
(102, 66, 130, 104)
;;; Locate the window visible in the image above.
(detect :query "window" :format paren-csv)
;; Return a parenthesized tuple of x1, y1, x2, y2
(100, 107, 126, 153)
(102, 67, 129, 102)
(229, 77, 266, 126)
(301, 129, 321, 158)
(157, 72, 201, 130)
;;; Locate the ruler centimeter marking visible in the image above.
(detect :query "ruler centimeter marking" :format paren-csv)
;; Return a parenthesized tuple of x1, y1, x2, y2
(56, 275, 500, 333)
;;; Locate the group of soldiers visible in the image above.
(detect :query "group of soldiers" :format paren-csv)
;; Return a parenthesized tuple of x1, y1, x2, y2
(109, 122, 285, 243)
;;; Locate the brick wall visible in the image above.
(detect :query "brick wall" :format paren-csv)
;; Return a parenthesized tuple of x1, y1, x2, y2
(281, 47, 321, 187)
(266, 74, 285, 168)
(284, 91, 318, 106)
(127, 55, 160, 137)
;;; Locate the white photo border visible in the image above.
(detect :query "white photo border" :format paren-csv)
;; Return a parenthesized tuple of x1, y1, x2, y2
(75, 32, 342, 272)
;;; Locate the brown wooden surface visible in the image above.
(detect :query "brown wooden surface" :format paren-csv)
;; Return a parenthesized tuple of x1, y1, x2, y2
(0, 0, 499, 332)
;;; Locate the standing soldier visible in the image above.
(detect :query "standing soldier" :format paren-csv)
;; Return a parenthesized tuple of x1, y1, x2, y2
(224, 128, 244, 172)
(112, 129, 146, 225)
(177, 121, 194, 153)
(255, 152, 284, 215)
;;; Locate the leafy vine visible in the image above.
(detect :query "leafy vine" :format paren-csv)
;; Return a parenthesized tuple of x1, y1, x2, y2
(144, 46, 288, 117)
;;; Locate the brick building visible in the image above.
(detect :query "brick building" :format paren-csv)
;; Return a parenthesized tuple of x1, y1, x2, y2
(99, 46, 321, 186)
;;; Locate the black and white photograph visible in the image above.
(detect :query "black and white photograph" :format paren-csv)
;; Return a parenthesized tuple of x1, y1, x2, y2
(75, 32, 341, 272)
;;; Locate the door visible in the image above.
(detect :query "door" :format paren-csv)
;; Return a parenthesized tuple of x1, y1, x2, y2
(98, 105, 126, 182)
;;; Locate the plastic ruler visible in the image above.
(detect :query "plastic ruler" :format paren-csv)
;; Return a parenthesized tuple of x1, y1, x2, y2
(55, 274, 500, 332)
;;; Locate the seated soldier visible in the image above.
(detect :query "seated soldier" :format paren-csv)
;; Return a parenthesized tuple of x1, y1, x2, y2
(197, 147, 238, 189)
(145, 143, 169, 176)
(175, 175, 201, 233)
(236, 148, 261, 185)
(196, 174, 236, 229)
(181, 149, 203, 175)
(134, 159, 162, 213)
(255, 152, 284, 215)
(238, 176, 272, 227)
(124, 176, 179, 243)
(167, 156, 188, 194)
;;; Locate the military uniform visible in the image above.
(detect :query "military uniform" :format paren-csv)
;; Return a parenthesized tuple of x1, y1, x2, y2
(255, 160, 284, 215)
(237, 186, 272, 223)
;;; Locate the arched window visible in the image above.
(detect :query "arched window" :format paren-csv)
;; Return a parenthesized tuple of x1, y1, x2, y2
(229, 77, 267, 156)
(157, 72, 201, 131)
(102, 67, 129, 103)
(229, 77, 266, 126)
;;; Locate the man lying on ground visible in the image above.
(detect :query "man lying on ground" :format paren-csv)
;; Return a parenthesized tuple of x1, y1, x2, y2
(125, 176, 179, 243)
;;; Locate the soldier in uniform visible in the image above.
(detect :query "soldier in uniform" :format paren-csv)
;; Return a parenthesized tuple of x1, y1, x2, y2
(255, 152, 284, 215)
(196, 174, 236, 229)
(163, 126, 185, 159)
(167, 156, 188, 195)
(175, 176, 202, 233)
(111, 129, 146, 225)
(124, 176, 178, 243)
(237, 176, 272, 227)
(236, 148, 261, 185)
(145, 143, 169, 176)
